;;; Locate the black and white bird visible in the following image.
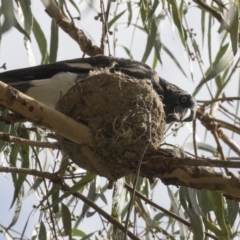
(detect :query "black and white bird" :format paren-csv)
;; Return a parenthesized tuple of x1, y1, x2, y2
(0, 55, 197, 123)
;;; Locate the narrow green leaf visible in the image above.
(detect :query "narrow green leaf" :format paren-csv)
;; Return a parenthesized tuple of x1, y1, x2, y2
(194, 43, 234, 95)
(197, 190, 213, 215)
(7, 186, 24, 230)
(1, 0, 15, 33)
(214, 65, 230, 98)
(227, 3, 238, 55)
(154, 40, 162, 66)
(226, 199, 239, 227)
(180, 187, 204, 240)
(81, 232, 97, 240)
(168, 0, 186, 47)
(14, 18, 31, 40)
(118, 45, 133, 59)
(159, 229, 175, 240)
(18, 0, 32, 35)
(23, 178, 43, 200)
(207, 15, 212, 65)
(215, 75, 224, 93)
(37, 184, 60, 210)
(139, 0, 147, 24)
(78, 179, 96, 222)
(202, 215, 223, 235)
(9, 145, 21, 208)
(77, 183, 108, 227)
(192, 39, 202, 62)
(152, 54, 158, 69)
(86, 210, 96, 218)
(94, 175, 101, 194)
(68, 0, 81, 15)
(61, 203, 72, 237)
(141, 18, 157, 63)
(32, 17, 49, 64)
(69, 172, 95, 193)
(46, 173, 95, 210)
(49, 20, 58, 63)
(51, 184, 60, 213)
(154, 11, 167, 65)
(9, 125, 29, 208)
(126, 1, 132, 27)
(19, 210, 32, 240)
(207, 191, 231, 237)
(99, 188, 108, 205)
(108, 10, 126, 30)
(167, 187, 188, 237)
(162, 44, 187, 77)
(112, 178, 126, 222)
(147, 0, 160, 20)
(18, 125, 30, 169)
(205, 44, 234, 81)
(39, 221, 47, 240)
(72, 228, 86, 237)
(143, 178, 152, 200)
(201, 9, 205, 47)
(1, 0, 30, 39)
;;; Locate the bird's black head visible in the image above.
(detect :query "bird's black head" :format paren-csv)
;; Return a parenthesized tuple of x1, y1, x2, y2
(163, 93, 197, 123)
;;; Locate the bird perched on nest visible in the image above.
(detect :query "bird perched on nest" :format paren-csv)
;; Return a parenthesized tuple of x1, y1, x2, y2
(0, 55, 196, 123)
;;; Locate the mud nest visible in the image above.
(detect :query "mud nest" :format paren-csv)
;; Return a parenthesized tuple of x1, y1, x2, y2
(56, 70, 165, 181)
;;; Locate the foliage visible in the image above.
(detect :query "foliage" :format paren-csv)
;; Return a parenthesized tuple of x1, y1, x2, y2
(0, 0, 240, 239)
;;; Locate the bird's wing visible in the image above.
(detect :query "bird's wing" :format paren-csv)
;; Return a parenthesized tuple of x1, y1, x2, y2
(0, 55, 162, 107)
(0, 55, 159, 82)
(0, 55, 197, 123)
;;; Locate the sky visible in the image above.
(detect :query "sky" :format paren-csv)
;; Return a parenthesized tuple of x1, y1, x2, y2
(0, 0, 239, 239)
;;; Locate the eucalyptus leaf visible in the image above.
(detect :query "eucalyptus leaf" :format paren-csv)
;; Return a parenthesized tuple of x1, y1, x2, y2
(194, 43, 234, 95)
(32, 17, 48, 64)
(61, 203, 72, 237)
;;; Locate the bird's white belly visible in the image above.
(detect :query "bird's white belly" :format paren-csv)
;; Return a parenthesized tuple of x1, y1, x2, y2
(26, 72, 78, 108)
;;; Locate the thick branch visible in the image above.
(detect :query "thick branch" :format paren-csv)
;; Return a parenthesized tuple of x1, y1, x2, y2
(141, 154, 240, 200)
(197, 108, 240, 156)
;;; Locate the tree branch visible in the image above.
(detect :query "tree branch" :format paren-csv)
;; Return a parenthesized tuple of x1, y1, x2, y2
(0, 81, 94, 147)
(0, 166, 140, 240)
(0, 131, 60, 149)
(41, 0, 103, 56)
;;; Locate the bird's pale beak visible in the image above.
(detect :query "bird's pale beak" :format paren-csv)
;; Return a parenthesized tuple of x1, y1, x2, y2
(174, 106, 192, 122)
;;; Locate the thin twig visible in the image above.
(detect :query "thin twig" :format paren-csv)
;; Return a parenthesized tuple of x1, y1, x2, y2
(219, 105, 240, 124)
(59, 181, 141, 240)
(198, 97, 240, 106)
(41, 0, 102, 56)
(124, 183, 218, 240)
(0, 132, 59, 149)
(32, 147, 58, 239)
(124, 109, 152, 240)
(100, 0, 111, 54)
(0, 166, 140, 239)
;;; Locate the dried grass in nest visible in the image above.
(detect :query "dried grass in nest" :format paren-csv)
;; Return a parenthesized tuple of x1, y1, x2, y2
(56, 70, 165, 181)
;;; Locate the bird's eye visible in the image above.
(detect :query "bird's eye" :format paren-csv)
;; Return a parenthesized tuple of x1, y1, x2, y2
(181, 96, 188, 103)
